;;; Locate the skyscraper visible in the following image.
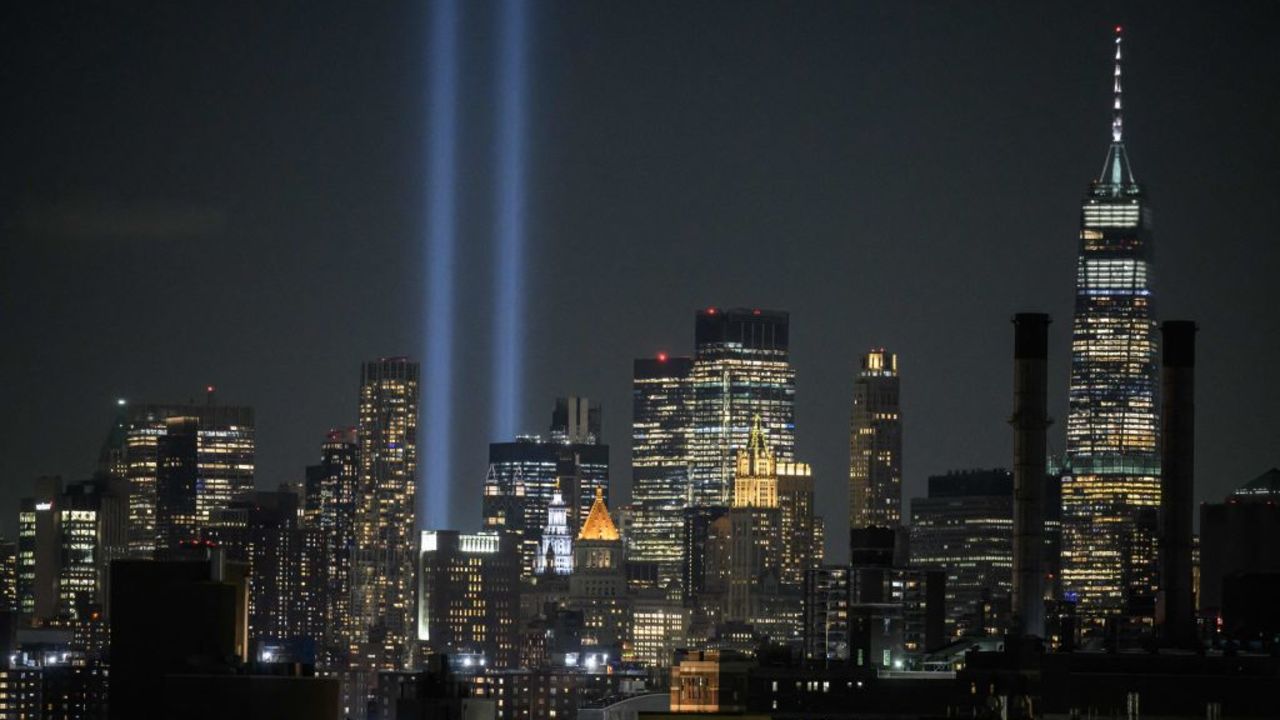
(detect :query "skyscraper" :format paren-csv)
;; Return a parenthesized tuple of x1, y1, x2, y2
(630, 354, 694, 593)
(849, 349, 902, 530)
(350, 357, 420, 672)
(689, 308, 796, 507)
(304, 428, 359, 663)
(206, 489, 321, 653)
(482, 397, 609, 577)
(114, 393, 255, 556)
(910, 469, 1016, 639)
(1062, 29, 1161, 634)
(55, 477, 129, 624)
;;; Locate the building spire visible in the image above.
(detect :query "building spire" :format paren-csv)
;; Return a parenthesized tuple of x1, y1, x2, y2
(1111, 25, 1124, 143)
(1096, 25, 1136, 189)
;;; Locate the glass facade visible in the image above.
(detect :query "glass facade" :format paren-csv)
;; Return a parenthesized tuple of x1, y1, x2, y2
(117, 400, 255, 556)
(630, 355, 694, 594)
(1062, 31, 1161, 633)
(689, 308, 796, 507)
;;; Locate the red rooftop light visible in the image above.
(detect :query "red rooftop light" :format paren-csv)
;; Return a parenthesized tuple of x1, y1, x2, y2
(657, 352, 668, 362)
(1115, 25, 1122, 33)
(706, 307, 717, 315)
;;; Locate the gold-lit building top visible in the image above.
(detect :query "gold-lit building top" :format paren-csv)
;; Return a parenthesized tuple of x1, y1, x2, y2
(578, 487, 620, 541)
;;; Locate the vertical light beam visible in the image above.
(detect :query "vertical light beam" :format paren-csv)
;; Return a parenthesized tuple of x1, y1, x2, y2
(424, 0, 459, 529)
(492, 0, 528, 441)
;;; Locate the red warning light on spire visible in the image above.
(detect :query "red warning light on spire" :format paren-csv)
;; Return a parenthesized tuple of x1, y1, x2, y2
(206, 385, 216, 393)
(1114, 25, 1123, 34)
(657, 352, 668, 362)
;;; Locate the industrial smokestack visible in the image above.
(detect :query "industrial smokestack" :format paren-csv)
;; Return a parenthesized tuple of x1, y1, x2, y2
(1158, 320, 1196, 648)
(1011, 313, 1050, 639)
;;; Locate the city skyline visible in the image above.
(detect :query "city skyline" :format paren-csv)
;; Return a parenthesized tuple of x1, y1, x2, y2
(6, 4, 1280, 566)
(4, 5, 1280, 717)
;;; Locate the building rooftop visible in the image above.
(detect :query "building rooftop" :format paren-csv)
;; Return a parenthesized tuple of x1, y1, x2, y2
(1233, 467, 1280, 498)
(578, 487, 620, 541)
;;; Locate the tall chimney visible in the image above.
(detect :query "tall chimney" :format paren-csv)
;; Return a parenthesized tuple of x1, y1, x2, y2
(1158, 320, 1196, 647)
(1011, 313, 1050, 639)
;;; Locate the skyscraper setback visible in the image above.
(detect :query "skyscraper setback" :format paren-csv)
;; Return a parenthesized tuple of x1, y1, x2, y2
(1062, 29, 1161, 634)
(848, 349, 902, 530)
(350, 358, 420, 672)
(689, 308, 796, 507)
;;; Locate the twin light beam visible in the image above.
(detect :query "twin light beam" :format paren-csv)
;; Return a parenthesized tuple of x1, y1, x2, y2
(424, 0, 528, 529)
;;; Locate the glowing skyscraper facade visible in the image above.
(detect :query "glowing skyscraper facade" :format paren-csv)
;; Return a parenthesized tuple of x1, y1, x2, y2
(849, 349, 902, 530)
(304, 427, 359, 663)
(689, 308, 796, 507)
(1062, 29, 1161, 633)
(114, 395, 255, 556)
(350, 358, 420, 671)
(631, 354, 694, 592)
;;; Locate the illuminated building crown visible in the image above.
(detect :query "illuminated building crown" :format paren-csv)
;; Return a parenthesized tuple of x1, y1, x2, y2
(577, 487, 619, 541)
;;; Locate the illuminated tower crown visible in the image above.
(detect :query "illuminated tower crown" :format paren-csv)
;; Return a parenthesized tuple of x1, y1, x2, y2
(734, 416, 779, 508)
(536, 483, 573, 575)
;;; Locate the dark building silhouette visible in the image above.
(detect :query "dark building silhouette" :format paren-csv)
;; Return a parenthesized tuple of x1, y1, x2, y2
(1199, 468, 1280, 644)
(110, 548, 335, 720)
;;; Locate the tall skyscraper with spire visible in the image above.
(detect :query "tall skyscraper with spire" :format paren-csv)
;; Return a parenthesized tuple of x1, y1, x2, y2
(1062, 28, 1161, 636)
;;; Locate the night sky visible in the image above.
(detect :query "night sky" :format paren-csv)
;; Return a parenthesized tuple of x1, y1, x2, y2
(5, 2, 1279, 561)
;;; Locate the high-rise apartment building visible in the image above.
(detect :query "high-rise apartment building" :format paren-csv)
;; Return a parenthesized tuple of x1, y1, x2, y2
(1062, 30, 1161, 635)
(350, 357, 420, 672)
(112, 393, 255, 556)
(631, 354, 694, 594)
(206, 490, 322, 653)
(304, 428, 359, 662)
(849, 349, 902, 530)
(689, 308, 795, 507)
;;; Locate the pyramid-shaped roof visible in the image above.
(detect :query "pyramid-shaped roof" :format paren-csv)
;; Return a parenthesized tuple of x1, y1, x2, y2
(1234, 468, 1280, 498)
(577, 487, 620, 541)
